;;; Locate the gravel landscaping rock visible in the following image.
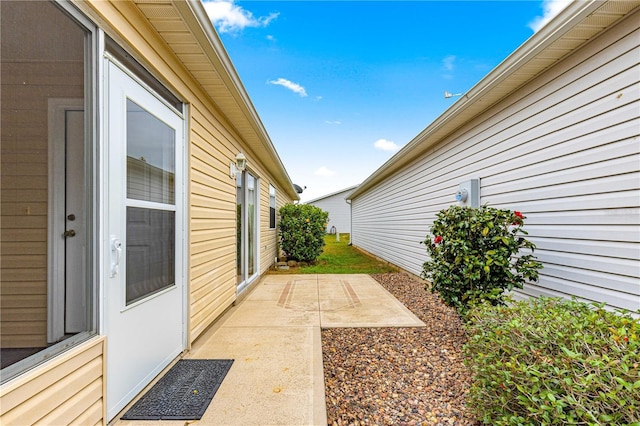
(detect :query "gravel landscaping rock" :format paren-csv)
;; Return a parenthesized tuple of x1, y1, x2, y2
(322, 273, 480, 426)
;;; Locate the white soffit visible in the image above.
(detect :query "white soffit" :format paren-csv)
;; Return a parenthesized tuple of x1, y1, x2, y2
(131, 0, 299, 199)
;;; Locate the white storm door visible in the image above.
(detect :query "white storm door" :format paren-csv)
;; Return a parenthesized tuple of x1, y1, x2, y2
(105, 61, 185, 420)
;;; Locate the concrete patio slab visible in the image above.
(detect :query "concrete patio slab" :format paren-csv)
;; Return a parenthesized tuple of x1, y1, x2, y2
(188, 326, 325, 426)
(317, 276, 424, 328)
(320, 297, 425, 327)
(222, 299, 321, 327)
(111, 274, 423, 426)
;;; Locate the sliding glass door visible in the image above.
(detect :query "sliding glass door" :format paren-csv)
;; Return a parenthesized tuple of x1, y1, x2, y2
(236, 171, 258, 293)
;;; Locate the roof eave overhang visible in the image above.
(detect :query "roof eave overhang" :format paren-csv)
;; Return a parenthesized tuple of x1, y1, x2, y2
(133, 0, 299, 200)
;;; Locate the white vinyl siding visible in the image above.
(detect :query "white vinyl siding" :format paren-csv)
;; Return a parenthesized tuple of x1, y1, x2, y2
(307, 187, 355, 234)
(351, 10, 640, 311)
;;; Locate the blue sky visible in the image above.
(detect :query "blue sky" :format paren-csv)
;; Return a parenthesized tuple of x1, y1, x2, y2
(202, 0, 570, 202)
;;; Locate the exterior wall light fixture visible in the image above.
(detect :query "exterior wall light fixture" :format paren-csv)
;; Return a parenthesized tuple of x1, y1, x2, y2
(230, 152, 247, 177)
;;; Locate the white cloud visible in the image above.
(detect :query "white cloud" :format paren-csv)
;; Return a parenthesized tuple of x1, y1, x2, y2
(314, 166, 336, 177)
(268, 78, 308, 97)
(528, 0, 571, 33)
(442, 55, 456, 71)
(374, 138, 399, 152)
(202, 0, 279, 34)
(325, 120, 342, 125)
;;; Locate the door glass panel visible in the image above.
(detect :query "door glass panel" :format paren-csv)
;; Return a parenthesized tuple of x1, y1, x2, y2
(247, 174, 256, 276)
(126, 207, 175, 305)
(236, 171, 258, 288)
(126, 99, 175, 204)
(236, 172, 243, 285)
(125, 99, 176, 305)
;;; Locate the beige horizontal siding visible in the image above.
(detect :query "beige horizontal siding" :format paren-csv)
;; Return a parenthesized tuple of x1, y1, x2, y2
(259, 179, 279, 274)
(272, 185, 291, 260)
(188, 103, 239, 342)
(187, 102, 296, 336)
(352, 9, 640, 311)
(0, 336, 106, 426)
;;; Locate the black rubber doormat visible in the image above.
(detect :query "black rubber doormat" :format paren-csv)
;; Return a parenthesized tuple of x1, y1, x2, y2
(121, 359, 234, 420)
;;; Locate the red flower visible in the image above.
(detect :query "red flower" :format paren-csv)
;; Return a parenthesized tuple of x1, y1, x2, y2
(512, 211, 525, 225)
(434, 235, 443, 244)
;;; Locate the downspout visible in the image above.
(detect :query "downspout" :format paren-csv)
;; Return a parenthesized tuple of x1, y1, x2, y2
(346, 198, 352, 246)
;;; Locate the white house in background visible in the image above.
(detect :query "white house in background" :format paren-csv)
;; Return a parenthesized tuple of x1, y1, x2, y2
(307, 185, 358, 235)
(347, 0, 640, 312)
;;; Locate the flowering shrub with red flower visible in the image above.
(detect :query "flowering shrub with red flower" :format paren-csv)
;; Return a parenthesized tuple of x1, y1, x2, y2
(421, 205, 542, 314)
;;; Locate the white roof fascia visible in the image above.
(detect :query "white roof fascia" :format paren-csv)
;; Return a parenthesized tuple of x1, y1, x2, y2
(305, 185, 359, 204)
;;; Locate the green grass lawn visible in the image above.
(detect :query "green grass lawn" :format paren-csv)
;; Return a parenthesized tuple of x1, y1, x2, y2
(272, 233, 398, 274)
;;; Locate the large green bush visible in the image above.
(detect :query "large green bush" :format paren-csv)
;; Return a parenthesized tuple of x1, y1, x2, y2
(465, 297, 640, 425)
(278, 203, 328, 262)
(421, 205, 542, 314)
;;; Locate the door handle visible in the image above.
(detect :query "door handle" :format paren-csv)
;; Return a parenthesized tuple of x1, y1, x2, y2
(110, 236, 123, 277)
(63, 229, 76, 237)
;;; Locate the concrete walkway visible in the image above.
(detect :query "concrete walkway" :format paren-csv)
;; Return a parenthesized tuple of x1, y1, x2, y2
(114, 274, 424, 426)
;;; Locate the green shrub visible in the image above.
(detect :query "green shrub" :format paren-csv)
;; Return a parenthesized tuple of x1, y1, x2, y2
(421, 205, 542, 314)
(464, 297, 640, 425)
(278, 203, 328, 262)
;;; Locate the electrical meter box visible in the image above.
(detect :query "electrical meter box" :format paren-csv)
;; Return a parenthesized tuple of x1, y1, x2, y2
(455, 179, 480, 207)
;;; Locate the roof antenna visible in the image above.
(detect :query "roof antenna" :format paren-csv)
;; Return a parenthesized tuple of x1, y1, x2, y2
(444, 91, 463, 99)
